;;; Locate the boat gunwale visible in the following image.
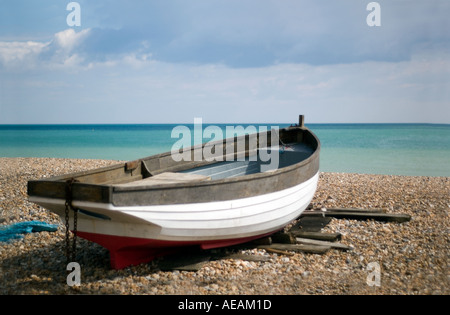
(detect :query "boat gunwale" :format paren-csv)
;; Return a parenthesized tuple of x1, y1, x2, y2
(28, 125, 320, 197)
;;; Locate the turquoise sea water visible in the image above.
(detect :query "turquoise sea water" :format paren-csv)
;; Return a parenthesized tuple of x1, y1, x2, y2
(0, 123, 449, 177)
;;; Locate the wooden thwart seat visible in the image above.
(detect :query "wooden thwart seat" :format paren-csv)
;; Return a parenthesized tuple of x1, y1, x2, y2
(116, 172, 211, 187)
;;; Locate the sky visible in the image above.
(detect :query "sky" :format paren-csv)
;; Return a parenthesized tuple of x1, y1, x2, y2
(0, 0, 449, 124)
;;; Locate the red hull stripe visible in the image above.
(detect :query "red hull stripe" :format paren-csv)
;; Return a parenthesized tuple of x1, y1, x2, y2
(76, 231, 275, 269)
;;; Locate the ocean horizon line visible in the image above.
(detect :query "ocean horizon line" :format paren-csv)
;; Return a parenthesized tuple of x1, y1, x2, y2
(0, 122, 449, 128)
(0, 123, 449, 176)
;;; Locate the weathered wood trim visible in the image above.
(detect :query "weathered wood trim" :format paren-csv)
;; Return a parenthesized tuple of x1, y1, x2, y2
(27, 180, 113, 203)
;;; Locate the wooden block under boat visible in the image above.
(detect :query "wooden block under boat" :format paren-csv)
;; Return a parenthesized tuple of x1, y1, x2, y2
(116, 172, 211, 187)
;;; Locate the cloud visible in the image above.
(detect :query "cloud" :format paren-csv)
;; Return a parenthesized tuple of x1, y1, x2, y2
(53, 28, 90, 52)
(0, 28, 152, 71)
(0, 29, 88, 70)
(69, 0, 450, 67)
(2, 1, 450, 68)
(0, 41, 47, 66)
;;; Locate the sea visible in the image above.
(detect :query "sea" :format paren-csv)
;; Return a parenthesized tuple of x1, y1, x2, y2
(0, 123, 449, 177)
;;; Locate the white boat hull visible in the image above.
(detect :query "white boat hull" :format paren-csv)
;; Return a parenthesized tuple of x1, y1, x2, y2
(30, 172, 318, 243)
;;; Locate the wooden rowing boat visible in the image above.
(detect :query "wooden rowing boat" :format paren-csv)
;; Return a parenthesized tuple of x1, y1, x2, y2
(27, 115, 320, 269)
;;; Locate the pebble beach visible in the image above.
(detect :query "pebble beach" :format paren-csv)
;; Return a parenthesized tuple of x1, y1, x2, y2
(0, 157, 448, 295)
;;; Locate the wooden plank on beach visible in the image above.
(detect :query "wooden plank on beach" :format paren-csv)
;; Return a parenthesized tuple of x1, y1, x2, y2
(290, 231, 342, 242)
(258, 243, 331, 255)
(317, 207, 386, 213)
(300, 211, 411, 223)
(296, 237, 352, 251)
(292, 216, 332, 232)
(271, 232, 297, 244)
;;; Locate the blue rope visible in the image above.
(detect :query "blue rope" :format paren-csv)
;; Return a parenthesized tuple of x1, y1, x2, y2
(0, 221, 58, 242)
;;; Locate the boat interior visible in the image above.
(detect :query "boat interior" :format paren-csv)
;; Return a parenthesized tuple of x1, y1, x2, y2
(179, 143, 314, 180)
